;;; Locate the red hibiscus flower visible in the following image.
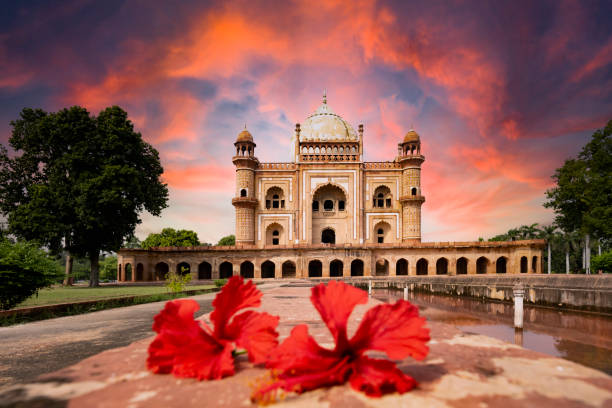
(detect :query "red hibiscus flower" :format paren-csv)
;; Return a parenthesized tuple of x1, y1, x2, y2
(252, 281, 429, 401)
(147, 276, 279, 380)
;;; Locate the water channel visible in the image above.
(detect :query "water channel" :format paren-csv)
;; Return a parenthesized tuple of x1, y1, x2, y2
(372, 289, 612, 375)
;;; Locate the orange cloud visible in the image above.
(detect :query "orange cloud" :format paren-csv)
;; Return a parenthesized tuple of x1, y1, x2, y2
(162, 164, 234, 191)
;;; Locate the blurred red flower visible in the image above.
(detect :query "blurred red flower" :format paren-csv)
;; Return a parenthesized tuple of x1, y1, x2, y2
(147, 276, 279, 380)
(253, 281, 429, 401)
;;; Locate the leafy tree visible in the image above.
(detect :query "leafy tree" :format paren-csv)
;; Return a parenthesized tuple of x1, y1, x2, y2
(141, 228, 200, 249)
(123, 235, 141, 249)
(100, 255, 118, 281)
(217, 234, 235, 246)
(0, 239, 63, 310)
(591, 251, 612, 273)
(0, 106, 168, 287)
(545, 120, 612, 273)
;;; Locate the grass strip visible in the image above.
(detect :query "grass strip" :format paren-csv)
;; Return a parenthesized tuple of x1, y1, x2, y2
(0, 288, 220, 327)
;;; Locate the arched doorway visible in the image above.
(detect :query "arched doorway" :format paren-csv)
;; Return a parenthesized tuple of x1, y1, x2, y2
(496, 257, 507, 274)
(396, 259, 408, 275)
(261, 261, 275, 278)
(220, 262, 233, 279)
(532, 256, 538, 273)
(520, 256, 528, 273)
(155, 262, 168, 280)
(312, 184, 347, 244)
(350, 259, 364, 276)
(321, 229, 335, 244)
(308, 260, 322, 277)
(266, 223, 284, 246)
(177, 262, 190, 276)
(136, 263, 144, 281)
(373, 221, 391, 244)
(240, 261, 254, 279)
(416, 259, 428, 275)
(198, 261, 211, 279)
(477, 257, 489, 274)
(125, 264, 132, 281)
(456, 258, 468, 275)
(436, 258, 448, 275)
(375, 259, 389, 276)
(282, 261, 296, 278)
(330, 260, 343, 277)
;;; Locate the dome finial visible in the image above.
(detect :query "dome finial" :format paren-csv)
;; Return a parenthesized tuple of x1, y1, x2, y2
(322, 89, 327, 104)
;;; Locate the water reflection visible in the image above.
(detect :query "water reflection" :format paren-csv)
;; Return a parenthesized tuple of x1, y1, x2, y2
(374, 289, 612, 375)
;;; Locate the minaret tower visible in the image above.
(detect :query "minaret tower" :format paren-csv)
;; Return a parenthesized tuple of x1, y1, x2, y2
(232, 126, 259, 245)
(398, 129, 425, 242)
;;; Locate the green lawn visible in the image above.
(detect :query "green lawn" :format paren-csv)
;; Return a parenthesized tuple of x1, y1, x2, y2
(16, 284, 215, 308)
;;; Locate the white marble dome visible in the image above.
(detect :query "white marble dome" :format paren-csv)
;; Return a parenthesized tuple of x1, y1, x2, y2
(299, 99, 358, 142)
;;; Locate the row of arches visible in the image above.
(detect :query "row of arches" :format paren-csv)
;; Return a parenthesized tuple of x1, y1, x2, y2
(120, 255, 539, 281)
(301, 145, 357, 155)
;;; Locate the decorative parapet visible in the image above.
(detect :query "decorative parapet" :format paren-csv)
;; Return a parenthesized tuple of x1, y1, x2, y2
(363, 161, 401, 170)
(258, 162, 297, 170)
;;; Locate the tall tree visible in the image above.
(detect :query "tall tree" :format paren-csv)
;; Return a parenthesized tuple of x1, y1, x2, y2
(0, 106, 168, 287)
(539, 225, 557, 274)
(545, 120, 612, 273)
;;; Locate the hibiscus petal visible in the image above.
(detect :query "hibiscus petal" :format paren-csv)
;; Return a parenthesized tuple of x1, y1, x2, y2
(254, 325, 351, 401)
(147, 299, 235, 380)
(349, 356, 417, 397)
(210, 276, 263, 339)
(310, 281, 368, 350)
(224, 310, 279, 364)
(266, 324, 339, 371)
(350, 300, 430, 360)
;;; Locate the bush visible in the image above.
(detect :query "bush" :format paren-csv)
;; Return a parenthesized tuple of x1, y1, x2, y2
(165, 271, 192, 293)
(591, 251, 612, 273)
(214, 279, 227, 287)
(0, 239, 63, 310)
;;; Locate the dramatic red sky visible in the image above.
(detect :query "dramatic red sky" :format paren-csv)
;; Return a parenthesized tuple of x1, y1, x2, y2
(1, 1, 611, 243)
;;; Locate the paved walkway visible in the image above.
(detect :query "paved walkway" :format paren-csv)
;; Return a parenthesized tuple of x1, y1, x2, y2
(0, 291, 222, 388)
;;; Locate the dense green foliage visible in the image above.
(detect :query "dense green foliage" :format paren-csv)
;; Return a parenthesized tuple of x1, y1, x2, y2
(0, 239, 63, 310)
(123, 235, 141, 249)
(488, 224, 542, 241)
(217, 234, 235, 246)
(0, 106, 168, 287)
(591, 251, 612, 273)
(99, 255, 117, 281)
(141, 228, 200, 249)
(545, 120, 611, 239)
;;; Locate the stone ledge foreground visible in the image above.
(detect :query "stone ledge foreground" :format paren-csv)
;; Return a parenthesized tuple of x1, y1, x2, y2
(1, 282, 611, 407)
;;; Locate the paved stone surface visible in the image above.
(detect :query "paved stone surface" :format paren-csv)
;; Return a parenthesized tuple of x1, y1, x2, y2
(0, 292, 219, 388)
(1, 281, 611, 407)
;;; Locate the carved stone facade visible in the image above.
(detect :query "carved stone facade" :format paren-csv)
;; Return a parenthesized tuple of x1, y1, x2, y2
(117, 95, 545, 281)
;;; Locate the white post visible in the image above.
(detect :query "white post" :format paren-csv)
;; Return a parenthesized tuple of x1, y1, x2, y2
(586, 234, 591, 275)
(513, 284, 524, 329)
(368, 280, 372, 296)
(403, 287, 408, 301)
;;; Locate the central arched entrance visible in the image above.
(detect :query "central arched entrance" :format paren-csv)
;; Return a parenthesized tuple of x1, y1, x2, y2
(321, 228, 335, 244)
(312, 184, 347, 244)
(240, 261, 254, 279)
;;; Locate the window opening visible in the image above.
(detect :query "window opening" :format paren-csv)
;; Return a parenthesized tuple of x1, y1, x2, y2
(312, 201, 319, 211)
(323, 200, 334, 210)
(240, 189, 247, 197)
(338, 200, 345, 211)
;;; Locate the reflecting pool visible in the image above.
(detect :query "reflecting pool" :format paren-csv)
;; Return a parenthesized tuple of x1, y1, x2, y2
(373, 289, 612, 375)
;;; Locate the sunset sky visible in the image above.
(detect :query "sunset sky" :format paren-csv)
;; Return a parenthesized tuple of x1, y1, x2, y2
(1, 0, 611, 244)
